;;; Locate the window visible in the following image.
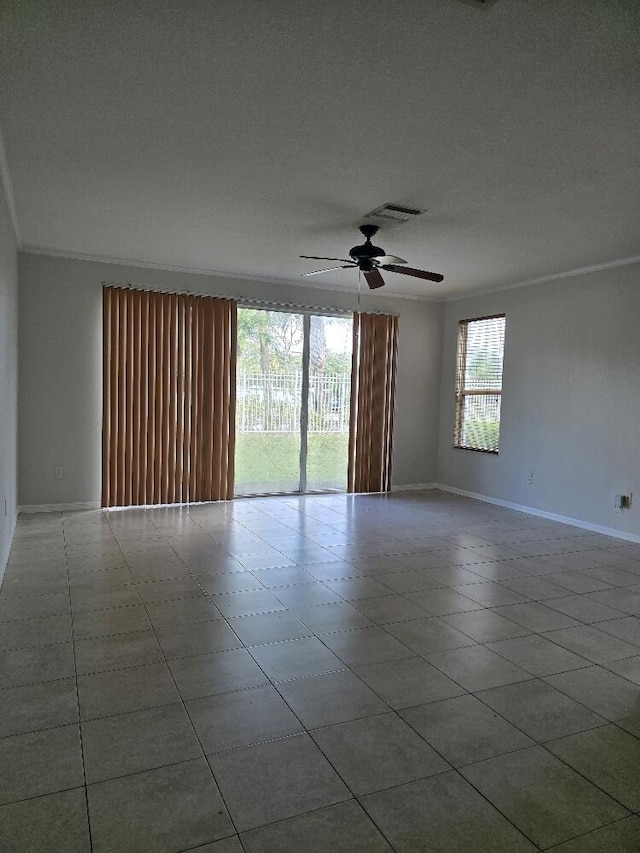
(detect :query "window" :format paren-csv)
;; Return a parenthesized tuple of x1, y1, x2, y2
(454, 314, 505, 453)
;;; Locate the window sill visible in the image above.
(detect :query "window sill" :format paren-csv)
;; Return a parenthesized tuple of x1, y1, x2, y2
(452, 445, 499, 455)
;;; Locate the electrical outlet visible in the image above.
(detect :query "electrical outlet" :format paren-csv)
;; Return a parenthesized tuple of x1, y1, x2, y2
(3, 499, 6, 517)
(526, 472, 533, 485)
(54, 466, 63, 479)
(614, 493, 632, 510)
(412, 456, 419, 465)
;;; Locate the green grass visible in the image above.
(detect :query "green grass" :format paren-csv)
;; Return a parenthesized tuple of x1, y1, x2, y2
(235, 432, 349, 494)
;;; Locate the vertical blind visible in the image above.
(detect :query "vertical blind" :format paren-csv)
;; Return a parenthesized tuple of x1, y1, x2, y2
(454, 313, 505, 453)
(102, 286, 237, 507)
(348, 312, 398, 493)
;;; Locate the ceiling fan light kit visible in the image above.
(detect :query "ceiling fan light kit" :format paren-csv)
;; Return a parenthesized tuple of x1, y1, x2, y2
(300, 224, 444, 290)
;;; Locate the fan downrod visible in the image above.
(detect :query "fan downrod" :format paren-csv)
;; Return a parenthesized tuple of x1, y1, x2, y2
(359, 224, 379, 240)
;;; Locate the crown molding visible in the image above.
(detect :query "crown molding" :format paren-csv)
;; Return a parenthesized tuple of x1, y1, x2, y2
(20, 244, 640, 307)
(20, 245, 440, 303)
(444, 254, 640, 302)
(0, 128, 22, 248)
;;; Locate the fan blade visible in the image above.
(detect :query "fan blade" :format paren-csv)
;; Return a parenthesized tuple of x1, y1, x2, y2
(301, 266, 344, 277)
(364, 268, 385, 289)
(381, 264, 444, 283)
(372, 254, 406, 264)
(300, 255, 353, 263)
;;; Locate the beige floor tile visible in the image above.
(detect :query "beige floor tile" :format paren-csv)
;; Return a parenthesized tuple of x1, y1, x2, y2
(272, 582, 341, 607)
(0, 641, 75, 688)
(605, 653, 640, 685)
(402, 694, 533, 766)
(155, 618, 242, 659)
(209, 734, 350, 832)
(319, 626, 414, 667)
(543, 624, 639, 664)
(241, 801, 392, 852)
(547, 725, 640, 810)
(70, 584, 142, 612)
(291, 602, 372, 633)
(493, 601, 579, 632)
(248, 636, 345, 680)
(82, 702, 202, 783)
(352, 655, 465, 709)
(145, 596, 222, 628)
(311, 713, 449, 795)
(168, 647, 268, 700)
(324, 576, 392, 600)
(4, 494, 640, 853)
(212, 589, 286, 618)
(361, 771, 535, 852)
(350, 594, 429, 624)
(461, 746, 628, 848)
(544, 593, 625, 623)
(406, 587, 484, 615)
(0, 788, 90, 853)
(0, 613, 73, 650)
(0, 724, 84, 805)
(544, 571, 614, 594)
(385, 616, 476, 655)
(78, 661, 181, 719)
(275, 670, 389, 728)
(72, 603, 152, 640)
(546, 816, 640, 853)
(426, 644, 532, 692)
(0, 677, 78, 737)
(485, 633, 591, 676)
(74, 629, 163, 675)
(227, 611, 311, 646)
(88, 759, 234, 853)
(441, 609, 530, 642)
(499, 577, 568, 600)
(476, 678, 606, 741)
(188, 684, 303, 753)
(0, 591, 71, 620)
(545, 665, 640, 720)
(593, 615, 640, 646)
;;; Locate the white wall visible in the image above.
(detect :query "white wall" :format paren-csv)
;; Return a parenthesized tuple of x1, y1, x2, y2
(0, 184, 18, 578)
(16, 250, 640, 539)
(438, 262, 640, 538)
(18, 253, 443, 507)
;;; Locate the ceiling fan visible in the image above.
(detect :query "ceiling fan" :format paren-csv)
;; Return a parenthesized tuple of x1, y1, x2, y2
(300, 224, 444, 290)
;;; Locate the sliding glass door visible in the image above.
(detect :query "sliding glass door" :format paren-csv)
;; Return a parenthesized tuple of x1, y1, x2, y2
(306, 314, 353, 491)
(234, 308, 352, 496)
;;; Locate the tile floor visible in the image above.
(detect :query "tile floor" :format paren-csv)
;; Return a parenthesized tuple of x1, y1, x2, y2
(1, 491, 640, 851)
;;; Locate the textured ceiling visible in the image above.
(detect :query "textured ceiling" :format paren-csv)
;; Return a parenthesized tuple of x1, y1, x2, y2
(1, 0, 639, 299)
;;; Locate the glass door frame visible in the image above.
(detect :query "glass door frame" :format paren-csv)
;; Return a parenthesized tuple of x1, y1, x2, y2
(235, 303, 352, 497)
(298, 313, 311, 494)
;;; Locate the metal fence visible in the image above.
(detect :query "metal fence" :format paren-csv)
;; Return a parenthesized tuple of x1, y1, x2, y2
(236, 372, 351, 433)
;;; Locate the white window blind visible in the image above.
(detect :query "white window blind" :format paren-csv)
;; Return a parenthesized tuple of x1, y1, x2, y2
(454, 314, 505, 453)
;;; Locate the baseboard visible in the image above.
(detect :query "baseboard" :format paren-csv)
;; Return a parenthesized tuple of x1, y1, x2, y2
(391, 483, 438, 492)
(15, 490, 640, 545)
(18, 502, 101, 514)
(436, 484, 640, 544)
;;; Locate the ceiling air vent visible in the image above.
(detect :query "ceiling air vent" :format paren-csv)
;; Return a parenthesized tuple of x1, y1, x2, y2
(365, 203, 425, 223)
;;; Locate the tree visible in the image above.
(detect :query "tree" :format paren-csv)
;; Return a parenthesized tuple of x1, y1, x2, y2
(237, 309, 304, 374)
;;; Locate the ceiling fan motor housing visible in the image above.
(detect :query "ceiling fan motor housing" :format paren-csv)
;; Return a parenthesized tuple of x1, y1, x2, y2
(349, 224, 385, 267)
